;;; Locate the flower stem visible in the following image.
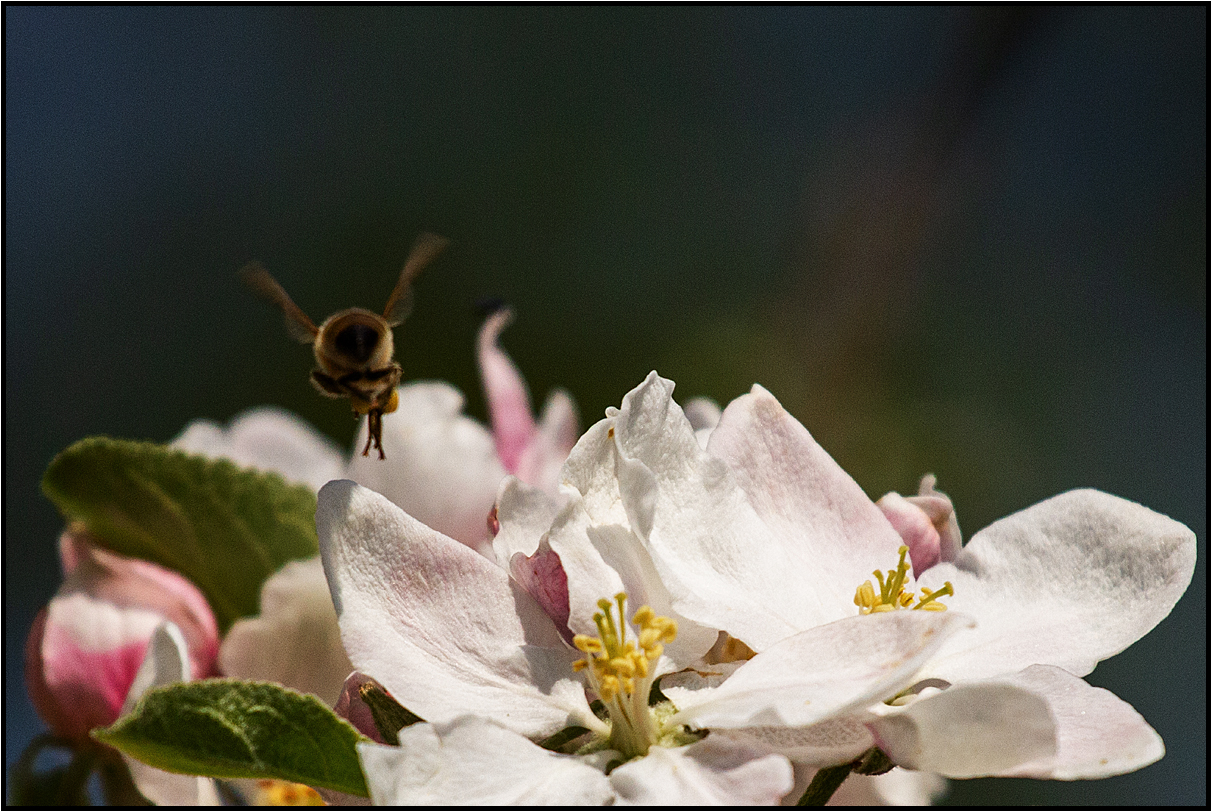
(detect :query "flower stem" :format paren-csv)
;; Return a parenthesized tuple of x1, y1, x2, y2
(797, 762, 853, 806)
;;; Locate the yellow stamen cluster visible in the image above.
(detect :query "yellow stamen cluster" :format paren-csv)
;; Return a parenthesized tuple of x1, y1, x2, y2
(252, 780, 325, 806)
(854, 546, 954, 614)
(572, 594, 677, 703)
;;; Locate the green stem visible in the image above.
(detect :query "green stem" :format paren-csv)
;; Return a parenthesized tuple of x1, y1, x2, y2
(797, 762, 854, 806)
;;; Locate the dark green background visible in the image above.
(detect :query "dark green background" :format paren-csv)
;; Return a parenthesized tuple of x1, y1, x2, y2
(6, 7, 1206, 805)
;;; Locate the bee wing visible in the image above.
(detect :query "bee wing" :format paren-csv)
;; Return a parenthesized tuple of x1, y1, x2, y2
(240, 262, 319, 343)
(382, 232, 450, 326)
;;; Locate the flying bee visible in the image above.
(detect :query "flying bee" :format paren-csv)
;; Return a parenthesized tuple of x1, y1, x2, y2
(241, 233, 449, 459)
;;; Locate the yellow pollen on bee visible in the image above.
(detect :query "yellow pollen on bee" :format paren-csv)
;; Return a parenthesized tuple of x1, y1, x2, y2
(571, 593, 677, 704)
(854, 546, 954, 615)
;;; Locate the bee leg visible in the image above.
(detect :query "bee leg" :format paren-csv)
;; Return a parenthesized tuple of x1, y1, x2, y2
(362, 410, 386, 459)
(361, 414, 374, 457)
(373, 410, 386, 460)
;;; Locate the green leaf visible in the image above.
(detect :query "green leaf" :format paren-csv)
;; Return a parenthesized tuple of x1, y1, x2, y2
(93, 679, 369, 798)
(42, 437, 319, 631)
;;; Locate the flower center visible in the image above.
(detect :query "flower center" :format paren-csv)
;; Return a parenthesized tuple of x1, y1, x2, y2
(854, 546, 953, 614)
(572, 593, 677, 758)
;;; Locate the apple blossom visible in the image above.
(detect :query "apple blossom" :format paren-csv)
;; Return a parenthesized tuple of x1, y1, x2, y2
(315, 375, 974, 805)
(636, 381, 1195, 788)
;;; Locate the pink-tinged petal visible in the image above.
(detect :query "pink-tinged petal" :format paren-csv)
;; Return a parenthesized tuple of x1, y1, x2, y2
(561, 375, 815, 652)
(992, 665, 1164, 779)
(218, 557, 352, 706)
(867, 680, 1056, 778)
(702, 384, 908, 628)
(682, 396, 722, 433)
(172, 407, 345, 492)
(608, 736, 793, 805)
(58, 528, 83, 574)
(582, 375, 898, 651)
(120, 624, 223, 806)
(509, 543, 571, 638)
(914, 475, 962, 563)
(358, 717, 614, 805)
(515, 389, 580, 494)
(667, 611, 973, 730)
(25, 532, 219, 741)
(25, 604, 147, 742)
(878, 475, 961, 574)
(825, 768, 948, 806)
(317, 480, 597, 738)
(878, 491, 942, 574)
(60, 533, 220, 681)
(334, 672, 391, 744)
(916, 489, 1197, 683)
(477, 307, 538, 475)
(348, 383, 507, 552)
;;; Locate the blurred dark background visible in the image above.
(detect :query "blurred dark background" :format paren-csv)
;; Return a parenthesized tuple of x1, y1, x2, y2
(5, 6, 1206, 805)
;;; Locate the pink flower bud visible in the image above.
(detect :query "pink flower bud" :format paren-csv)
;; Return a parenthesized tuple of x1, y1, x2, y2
(25, 528, 219, 742)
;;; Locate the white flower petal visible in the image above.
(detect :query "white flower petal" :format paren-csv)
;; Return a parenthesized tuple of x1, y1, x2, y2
(867, 680, 1056, 778)
(587, 374, 824, 651)
(993, 665, 1164, 780)
(711, 717, 874, 769)
(682, 396, 722, 432)
(543, 496, 718, 666)
(682, 396, 722, 450)
(348, 382, 506, 550)
(917, 489, 1197, 683)
(702, 384, 908, 631)
(668, 611, 973, 729)
(218, 557, 352, 706)
(172, 407, 345, 492)
(317, 480, 594, 737)
(491, 475, 564, 565)
(609, 737, 793, 806)
(560, 415, 634, 529)
(358, 717, 614, 805)
(121, 623, 222, 806)
(826, 768, 948, 807)
(120, 623, 189, 716)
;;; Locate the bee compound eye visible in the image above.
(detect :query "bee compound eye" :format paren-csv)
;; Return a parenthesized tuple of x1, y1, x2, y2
(333, 322, 380, 363)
